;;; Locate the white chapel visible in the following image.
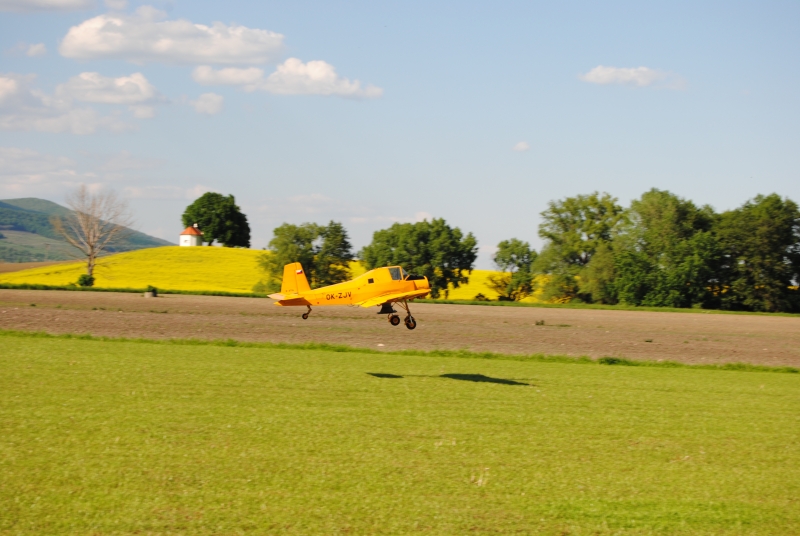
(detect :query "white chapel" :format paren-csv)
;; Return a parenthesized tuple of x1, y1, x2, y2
(179, 223, 203, 246)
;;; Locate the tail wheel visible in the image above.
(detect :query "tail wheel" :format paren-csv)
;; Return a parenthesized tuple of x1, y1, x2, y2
(302, 313, 309, 320)
(404, 316, 417, 330)
(389, 315, 401, 326)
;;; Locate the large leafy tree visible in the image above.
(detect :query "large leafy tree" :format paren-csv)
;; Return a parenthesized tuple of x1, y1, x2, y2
(182, 193, 250, 247)
(715, 194, 800, 312)
(254, 221, 354, 292)
(534, 192, 624, 302)
(612, 189, 721, 308)
(359, 218, 478, 299)
(537, 192, 625, 268)
(488, 238, 536, 301)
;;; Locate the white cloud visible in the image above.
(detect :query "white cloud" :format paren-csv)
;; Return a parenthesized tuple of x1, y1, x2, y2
(26, 43, 47, 57)
(103, 0, 125, 9)
(0, 72, 131, 134)
(6, 42, 47, 57)
(123, 184, 215, 199)
(0, 76, 20, 103)
(512, 141, 529, 152)
(0, 146, 82, 197)
(59, 6, 285, 65)
(190, 92, 223, 115)
(56, 72, 160, 105)
(413, 211, 433, 222)
(129, 105, 154, 118)
(579, 65, 686, 89)
(0, 0, 93, 12)
(0, 146, 179, 199)
(0, 146, 75, 176)
(256, 193, 427, 224)
(192, 65, 264, 91)
(262, 58, 383, 98)
(84, 149, 163, 173)
(194, 58, 383, 99)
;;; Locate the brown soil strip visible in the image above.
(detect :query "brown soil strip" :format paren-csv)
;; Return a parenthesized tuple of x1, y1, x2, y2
(1, 289, 799, 367)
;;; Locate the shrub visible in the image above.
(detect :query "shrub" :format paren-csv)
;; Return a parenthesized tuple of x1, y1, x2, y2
(77, 274, 95, 287)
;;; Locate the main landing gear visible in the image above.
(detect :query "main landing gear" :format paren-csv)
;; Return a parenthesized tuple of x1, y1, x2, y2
(385, 300, 416, 330)
(301, 305, 311, 320)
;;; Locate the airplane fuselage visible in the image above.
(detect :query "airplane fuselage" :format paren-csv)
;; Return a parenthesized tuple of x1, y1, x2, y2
(276, 266, 429, 307)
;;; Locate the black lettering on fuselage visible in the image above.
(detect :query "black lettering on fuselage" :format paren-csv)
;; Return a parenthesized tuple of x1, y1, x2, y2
(326, 291, 351, 301)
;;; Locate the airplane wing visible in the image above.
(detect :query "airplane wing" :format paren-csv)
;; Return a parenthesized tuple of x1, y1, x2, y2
(355, 289, 431, 308)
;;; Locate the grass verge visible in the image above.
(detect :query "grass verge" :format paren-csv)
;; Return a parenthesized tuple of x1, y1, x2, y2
(419, 298, 800, 317)
(1, 334, 798, 534)
(0, 328, 796, 374)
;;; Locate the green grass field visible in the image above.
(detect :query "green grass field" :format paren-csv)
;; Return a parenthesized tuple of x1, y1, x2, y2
(1, 335, 798, 534)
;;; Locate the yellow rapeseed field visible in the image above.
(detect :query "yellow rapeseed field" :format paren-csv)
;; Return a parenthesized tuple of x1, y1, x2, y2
(0, 246, 549, 302)
(0, 247, 264, 293)
(443, 271, 549, 303)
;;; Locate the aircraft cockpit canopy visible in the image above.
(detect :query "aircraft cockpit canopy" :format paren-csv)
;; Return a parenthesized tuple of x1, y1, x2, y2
(387, 266, 425, 281)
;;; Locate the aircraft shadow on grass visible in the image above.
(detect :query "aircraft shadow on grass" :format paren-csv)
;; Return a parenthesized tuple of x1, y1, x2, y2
(367, 372, 529, 386)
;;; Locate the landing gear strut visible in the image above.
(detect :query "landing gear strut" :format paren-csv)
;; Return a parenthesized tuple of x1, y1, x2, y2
(395, 300, 417, 330)
(302, 305, 311, 320)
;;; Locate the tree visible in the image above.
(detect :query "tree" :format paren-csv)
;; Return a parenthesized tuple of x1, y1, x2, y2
(314, 221, 355, 286)
(182, 193, 250, 247)
(52, 184, 134, 277)
(613, 189, 721, 308)
(715, 194, 800, 312)
(487, 238, 536, 301)
(534, 192, 624, 302)
(579, 242, 618, 304)
(359, 218, 478, 299)
(538, 192, 625, 268)
(254, 221, 354, 292)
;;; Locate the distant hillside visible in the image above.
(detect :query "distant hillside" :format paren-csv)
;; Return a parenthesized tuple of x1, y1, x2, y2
(0, 197, 174, 262)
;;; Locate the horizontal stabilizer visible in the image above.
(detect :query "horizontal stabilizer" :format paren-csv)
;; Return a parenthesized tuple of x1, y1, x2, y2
(268, 293, 285, 300)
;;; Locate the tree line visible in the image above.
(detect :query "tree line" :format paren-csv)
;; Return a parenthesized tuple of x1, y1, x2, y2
(252, 219, 478, 299)
(182, 190, 799, 313)
(498, 189, 800, 313)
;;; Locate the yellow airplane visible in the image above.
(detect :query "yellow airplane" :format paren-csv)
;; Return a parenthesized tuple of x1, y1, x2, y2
(268, 262, 431, 329)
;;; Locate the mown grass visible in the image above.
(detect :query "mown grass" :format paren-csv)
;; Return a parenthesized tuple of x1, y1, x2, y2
(1, 329, 797, 374)
(419, 298, 800, 317)
(1, 334, 799, 534)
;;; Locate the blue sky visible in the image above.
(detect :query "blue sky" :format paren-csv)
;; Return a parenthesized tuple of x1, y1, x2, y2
(1, 0, 798, 267)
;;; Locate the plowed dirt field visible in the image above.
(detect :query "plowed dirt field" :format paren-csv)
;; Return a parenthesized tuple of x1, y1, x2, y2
(1, 289, 798, 367)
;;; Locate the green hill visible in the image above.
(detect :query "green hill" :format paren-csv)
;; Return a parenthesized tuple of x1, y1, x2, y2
(0, 197, 173, 263)
(1, 198, 72, 217)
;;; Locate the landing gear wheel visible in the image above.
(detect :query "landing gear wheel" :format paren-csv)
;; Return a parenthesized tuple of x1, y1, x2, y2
(389, 314, 401, 326)
(404, 316, 417, 330)
(302, 306, 312, 320)
(302, 313, 309, 320)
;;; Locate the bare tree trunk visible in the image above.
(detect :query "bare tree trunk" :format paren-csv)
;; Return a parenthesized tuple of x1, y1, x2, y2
(52, 185, 134, 277)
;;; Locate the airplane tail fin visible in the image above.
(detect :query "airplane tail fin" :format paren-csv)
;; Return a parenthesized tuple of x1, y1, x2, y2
(281, 262, 311, 295)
